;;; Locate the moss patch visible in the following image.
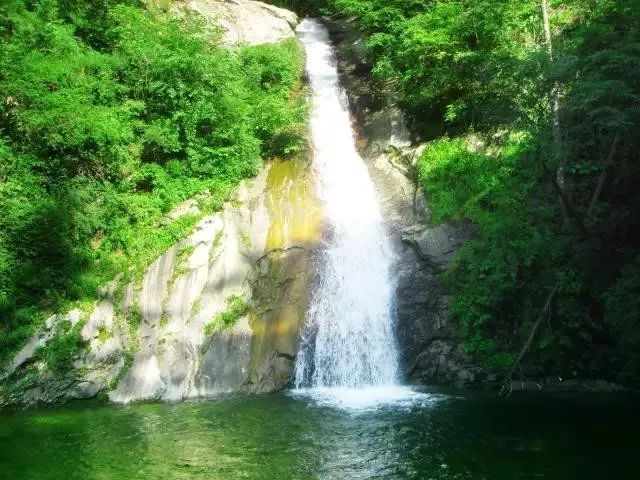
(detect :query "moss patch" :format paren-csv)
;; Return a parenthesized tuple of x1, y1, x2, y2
(205, 295, 249, 336)
(264, 158, 322, 251)
(35, 320, 87, 374)
(97, 326, 111, 344)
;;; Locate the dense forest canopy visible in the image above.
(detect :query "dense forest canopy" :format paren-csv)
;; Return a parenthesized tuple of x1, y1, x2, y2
(275, 0, 640, 385)
(0, 0, 306, 364)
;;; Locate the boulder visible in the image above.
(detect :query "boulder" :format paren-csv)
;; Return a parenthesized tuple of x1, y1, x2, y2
(184, 0, 298, 45)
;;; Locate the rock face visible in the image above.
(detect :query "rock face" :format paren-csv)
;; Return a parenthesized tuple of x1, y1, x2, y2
(183, 0, 298, 45)
(1, 156, 321, 407)
(323, 16, 479, 387)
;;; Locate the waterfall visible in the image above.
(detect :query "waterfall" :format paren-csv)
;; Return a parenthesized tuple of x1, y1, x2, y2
(294, 19, 400, 391)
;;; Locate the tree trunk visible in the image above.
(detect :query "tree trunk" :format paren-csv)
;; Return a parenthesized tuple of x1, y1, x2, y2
(541, 0, 554, 61)
(588, 132, 621, 217)
(499, 285, 558, 397)
(541, 0, 567, 224)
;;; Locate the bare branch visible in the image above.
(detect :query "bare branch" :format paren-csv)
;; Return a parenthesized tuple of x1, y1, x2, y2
(499, 285, 558, 397)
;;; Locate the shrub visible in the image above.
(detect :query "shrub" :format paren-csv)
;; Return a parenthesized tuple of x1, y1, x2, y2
(205, 295, 249, 336)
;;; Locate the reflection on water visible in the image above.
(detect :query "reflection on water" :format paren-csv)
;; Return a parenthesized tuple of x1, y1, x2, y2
(0, 390, 639, 479)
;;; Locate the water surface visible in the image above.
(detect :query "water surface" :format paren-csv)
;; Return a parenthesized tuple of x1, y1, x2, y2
(1, 390, 638, 479)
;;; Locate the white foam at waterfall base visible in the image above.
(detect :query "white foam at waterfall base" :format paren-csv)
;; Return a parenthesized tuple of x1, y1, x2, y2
(293, 19, 429, 410)
(290, 386, 443, 412)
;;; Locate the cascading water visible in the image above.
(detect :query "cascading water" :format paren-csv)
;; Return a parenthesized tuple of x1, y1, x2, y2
(294, 19, 410, 406)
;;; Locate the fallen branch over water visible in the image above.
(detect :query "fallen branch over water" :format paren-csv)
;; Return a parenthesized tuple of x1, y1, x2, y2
(499, 285, 558, 397)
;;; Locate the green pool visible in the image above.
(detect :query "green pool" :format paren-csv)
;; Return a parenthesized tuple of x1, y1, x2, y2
(0, 388, 638, 479)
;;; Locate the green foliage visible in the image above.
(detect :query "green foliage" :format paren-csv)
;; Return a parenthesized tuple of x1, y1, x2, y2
(267, 1, 330, 15)
(240, 40, 308, 158)
(419, 135, 559, 371)
(126, 306, 142, 338)
(0, 0, 305, 363)
(109, 347, 135, 391)
(205, 295, 249, 336)
(604, 258, 640, 383)
(35, 319, 86, 374)
(97, 325, 111, 344)
(330, 0, 547, 136)
(418, 136, 521, 224)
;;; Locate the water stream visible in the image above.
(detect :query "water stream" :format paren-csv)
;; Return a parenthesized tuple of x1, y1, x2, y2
(293, 20, 405, 406)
